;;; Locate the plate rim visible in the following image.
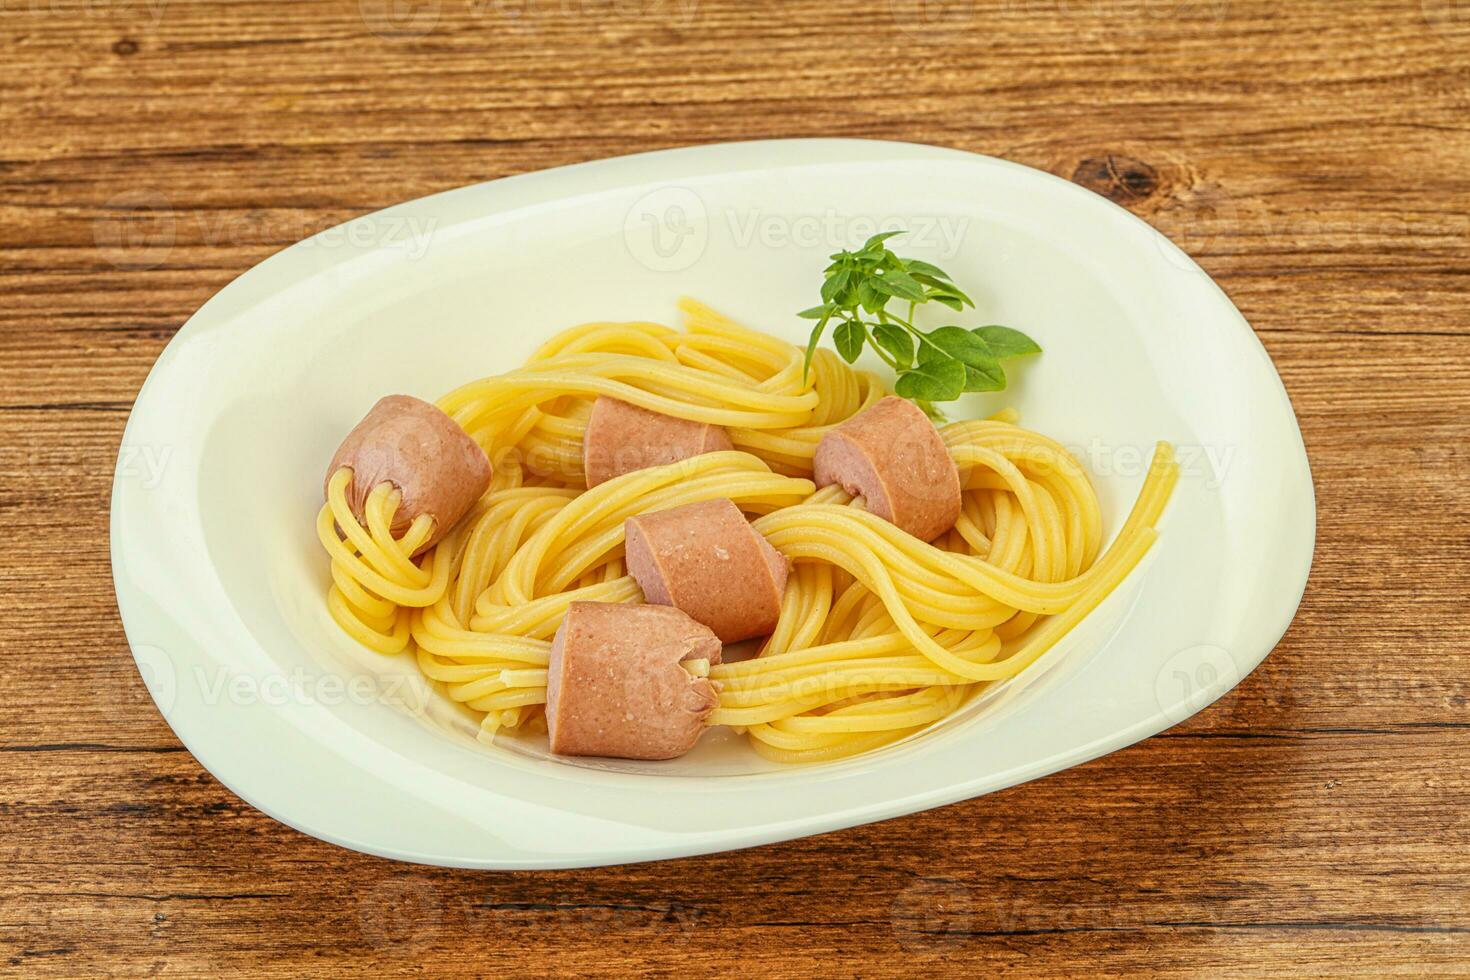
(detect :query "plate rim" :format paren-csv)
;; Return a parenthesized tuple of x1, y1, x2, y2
(111, 137, 1316, 869)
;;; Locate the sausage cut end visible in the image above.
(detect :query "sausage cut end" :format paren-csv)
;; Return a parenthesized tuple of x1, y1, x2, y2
(546, 602, 722, 760)
(625, 498, 788, 643)
(813, 396, 960, 542)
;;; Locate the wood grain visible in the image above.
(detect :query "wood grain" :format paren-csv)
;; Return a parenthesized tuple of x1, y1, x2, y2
(2, 0, 1468, 975)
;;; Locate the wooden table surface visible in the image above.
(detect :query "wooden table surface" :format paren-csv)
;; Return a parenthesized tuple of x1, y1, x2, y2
(4, 0, 1468, 975)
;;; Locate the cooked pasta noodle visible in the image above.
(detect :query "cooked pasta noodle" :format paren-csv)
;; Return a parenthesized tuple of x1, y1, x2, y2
(316, 299, 1177, 762)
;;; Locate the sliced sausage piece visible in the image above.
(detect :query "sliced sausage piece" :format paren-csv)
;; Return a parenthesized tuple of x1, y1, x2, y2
(813, 395, 961, 542)
(546, 601, 722, 760)
(325, 394, 491, 555)
(624, 498, 788, 643)
(582, 396, 734, 487)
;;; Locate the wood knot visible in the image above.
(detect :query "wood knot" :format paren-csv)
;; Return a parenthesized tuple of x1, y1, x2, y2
(113, 38, 139, 56)
(1071, 155, 1160, 205)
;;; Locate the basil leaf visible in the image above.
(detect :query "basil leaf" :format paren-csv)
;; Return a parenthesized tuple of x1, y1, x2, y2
(799, 227, 1032, 408)
(860, 230, 905, 252)
(975, 325, 1042, 359)
(925, 326, 996, 367)
(895, 357, 966, 401)
(802, 313, 831, 381)
(904, 259, 953, 281)
(872, 323, 914, 369)
(874, 269, 928, 303)
(833, 319, 865, 363)
(857, 277, 885, 313)
(821, 268, 851, 304)
(912, 276, 973, 307)
(924, 325, 1006, 391)
(963, 362, 1006, 391)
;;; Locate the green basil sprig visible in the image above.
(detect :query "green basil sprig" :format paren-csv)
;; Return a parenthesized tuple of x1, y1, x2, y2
(799, 231, 1040, 414)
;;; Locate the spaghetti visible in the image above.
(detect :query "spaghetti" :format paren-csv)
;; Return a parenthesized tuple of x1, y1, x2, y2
(316, 299, 1177, 763)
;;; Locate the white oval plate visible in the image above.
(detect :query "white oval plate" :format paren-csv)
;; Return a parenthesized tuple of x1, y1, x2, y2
(112, 139, 1314, 869)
